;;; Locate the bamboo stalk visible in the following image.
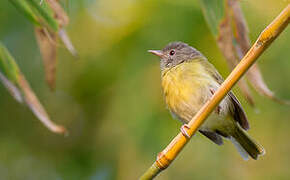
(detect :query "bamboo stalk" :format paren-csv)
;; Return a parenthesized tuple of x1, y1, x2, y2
(140, 4, 290, 180)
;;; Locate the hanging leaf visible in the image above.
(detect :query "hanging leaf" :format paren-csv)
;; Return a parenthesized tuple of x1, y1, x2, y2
(200, 0, 289, 105)
(228, 0, 290, 105)
(35, 27, 58, 90)
(199, 0, 255, 106)
(10, 0, 77, 90)
(18, 74, 66, 133)
(0, 42, 67, 134)
(217, 13, 255, 106)
(0, 44, 20, 83)
(39, 0, 77, 56)
(45, 0, 77, 56)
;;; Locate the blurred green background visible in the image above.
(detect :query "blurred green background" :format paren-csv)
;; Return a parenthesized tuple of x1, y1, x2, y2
(0, 0, 289, 179)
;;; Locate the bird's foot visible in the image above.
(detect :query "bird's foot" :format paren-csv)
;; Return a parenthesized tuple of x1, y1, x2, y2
(180, 124, 190, 138)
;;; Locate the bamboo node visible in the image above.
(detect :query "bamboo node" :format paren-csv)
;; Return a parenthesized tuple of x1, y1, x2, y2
(156, 152, 171, 170)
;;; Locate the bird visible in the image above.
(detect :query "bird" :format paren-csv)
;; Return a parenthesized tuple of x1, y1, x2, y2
(148, 41, 265, 160)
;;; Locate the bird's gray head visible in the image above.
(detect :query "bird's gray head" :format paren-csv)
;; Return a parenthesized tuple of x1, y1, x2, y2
(148, 42, 203, 70)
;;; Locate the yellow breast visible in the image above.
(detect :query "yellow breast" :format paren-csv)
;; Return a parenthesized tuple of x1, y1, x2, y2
(161, 60, 213, 123)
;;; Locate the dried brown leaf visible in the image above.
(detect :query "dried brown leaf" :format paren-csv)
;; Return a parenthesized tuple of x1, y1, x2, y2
(217, 14, 255, 106)
(229, 0, 290, 105)
(228, 0, 250, 55)
(18, 74, 67, 134)
(0, 42, 66, 134)
(35, 27, 57, 90)
(45, 0, 78, 57)
(217, 16, 237, 64)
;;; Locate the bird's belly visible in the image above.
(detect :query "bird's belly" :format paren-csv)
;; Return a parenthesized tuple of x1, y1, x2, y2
(162, 70, 231, 130)
(162, 75, 210, 123)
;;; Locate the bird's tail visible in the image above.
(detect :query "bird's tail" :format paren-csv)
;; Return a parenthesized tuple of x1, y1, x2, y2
(230, 126, 265, 160)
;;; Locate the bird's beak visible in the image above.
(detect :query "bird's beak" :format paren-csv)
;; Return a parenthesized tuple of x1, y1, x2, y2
(148, 50, 164, 58)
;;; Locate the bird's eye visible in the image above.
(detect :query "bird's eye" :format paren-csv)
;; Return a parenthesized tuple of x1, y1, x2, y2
(169, 50, 175, 56)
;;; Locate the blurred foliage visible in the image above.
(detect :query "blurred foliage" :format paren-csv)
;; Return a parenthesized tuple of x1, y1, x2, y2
(10, 0, 76, 90)
(0, 0, 289, 180)
(0, 42, 66, 134)
(200, 0, 289, 106)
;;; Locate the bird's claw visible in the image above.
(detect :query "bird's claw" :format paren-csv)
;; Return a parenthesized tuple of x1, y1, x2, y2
(180, 124, 190, 138)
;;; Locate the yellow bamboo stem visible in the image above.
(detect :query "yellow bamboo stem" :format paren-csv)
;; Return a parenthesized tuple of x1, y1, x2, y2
(140, 4, 290, 180)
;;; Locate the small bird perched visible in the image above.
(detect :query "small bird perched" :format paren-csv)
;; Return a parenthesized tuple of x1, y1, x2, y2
(148, 42, 265, 160)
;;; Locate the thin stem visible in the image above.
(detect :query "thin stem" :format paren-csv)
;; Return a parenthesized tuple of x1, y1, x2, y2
(140, 4, 289, 180)
(140, 163, 161, 180)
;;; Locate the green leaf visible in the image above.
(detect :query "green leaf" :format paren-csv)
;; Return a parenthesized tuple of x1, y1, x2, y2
(0, 42, 67, 134)
(10, 0, 59, 32)
(9, 0, 40, 26)
(26, 0, 59, 31)
(0, 71, 23, 103)
(199, 0, 226, 36)
(0, 43, 20, 83)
